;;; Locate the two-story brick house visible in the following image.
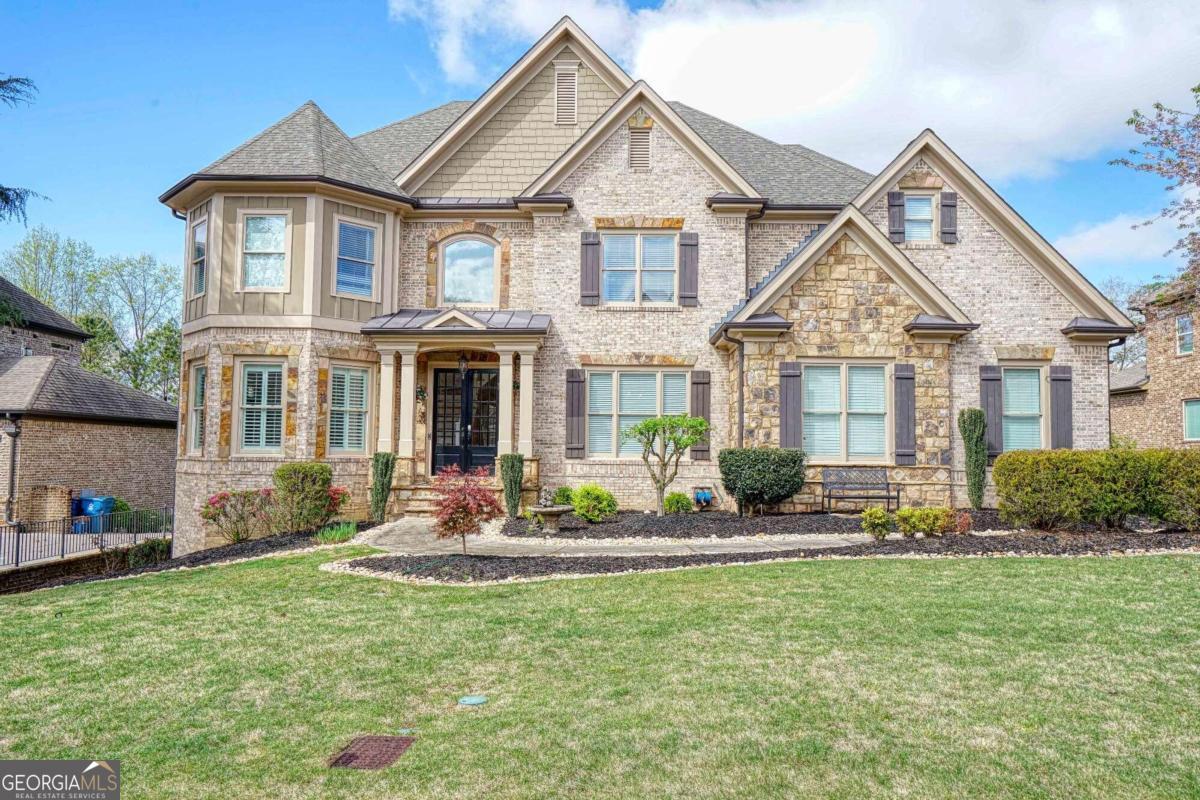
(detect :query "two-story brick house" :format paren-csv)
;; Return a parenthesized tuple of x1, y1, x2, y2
(160, 17, 1135, 554)
(1110, 269, 1199, 446)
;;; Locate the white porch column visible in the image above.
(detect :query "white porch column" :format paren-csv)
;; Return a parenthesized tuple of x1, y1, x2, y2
(396, 343, 420, 458)
(496, 348, 515, 455)
(376, 347, 397, 455)
(517, 347, 537, 457)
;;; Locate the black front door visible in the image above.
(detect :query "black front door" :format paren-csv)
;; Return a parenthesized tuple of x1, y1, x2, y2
(432, 368, 499, 474)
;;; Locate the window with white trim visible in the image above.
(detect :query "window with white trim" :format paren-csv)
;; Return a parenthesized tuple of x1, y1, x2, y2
(1185, 399, 1200, 441)
(239, 363, 284, 452)
(335, 220, 376, 298)
(189, 364, 206, 453)
(629, 127, 650, 170)
(329, 366, 369, 453)
(440, 237, 498, 306)
(587, 370, 688, 457)
(601, 232, 677, 304)
(1177, 314, 1193, 355)
(904, 195, 934, 242)
(554, 65, 577, 125)
(802, 363, 888, 462)
(241, 214, 288, 290)
(1002, 367, 1044, 451)
(190, 218, 207, 296)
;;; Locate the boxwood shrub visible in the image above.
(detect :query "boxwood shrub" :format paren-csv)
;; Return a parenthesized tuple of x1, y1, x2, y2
(717, 448, 807, 516)
(572, 483, 618, 523)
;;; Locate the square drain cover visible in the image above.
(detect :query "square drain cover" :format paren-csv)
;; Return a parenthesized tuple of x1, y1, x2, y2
(328, 735, 414, 769)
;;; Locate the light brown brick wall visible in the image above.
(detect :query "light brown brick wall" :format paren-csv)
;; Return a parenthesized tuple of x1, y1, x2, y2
(0, 326, 83, 362)
(1110, 301, 1200, 447)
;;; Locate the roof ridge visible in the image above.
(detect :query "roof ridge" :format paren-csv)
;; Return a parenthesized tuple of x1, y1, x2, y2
(26, 355, 58, 408)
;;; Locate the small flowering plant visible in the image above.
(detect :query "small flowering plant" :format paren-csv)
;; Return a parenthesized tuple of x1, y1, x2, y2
(200, 488, 275, 543)
(327, 486, 350, 516)
(431, 464, 503, 554)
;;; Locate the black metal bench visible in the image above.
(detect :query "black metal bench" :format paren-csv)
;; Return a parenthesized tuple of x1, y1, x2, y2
(821, 467, 900, 512)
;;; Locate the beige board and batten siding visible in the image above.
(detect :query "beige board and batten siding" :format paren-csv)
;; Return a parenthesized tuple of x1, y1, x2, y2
(218, 196, 307, 316)
(319, 200, 388, 322)
(418, 46, 619, 197)
(182, 200, 211, 324)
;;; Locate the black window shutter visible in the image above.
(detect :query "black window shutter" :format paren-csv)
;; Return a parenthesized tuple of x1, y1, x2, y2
(780, 362, 803, 448)
(689, 370, 711, 459)
(940, 192, 958, 244)
(679, 232, 699, 307)
(887, 191, 905, 243)
(580, 231, 600, 306)
(980, 365, 1003, 460)
(894, 363, 917, 465)
(565, 369, 585, 458)
(1049, 365, 1073, 449)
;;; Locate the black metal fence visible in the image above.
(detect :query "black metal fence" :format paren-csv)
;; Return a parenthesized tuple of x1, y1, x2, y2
(0, 507, 174, 569)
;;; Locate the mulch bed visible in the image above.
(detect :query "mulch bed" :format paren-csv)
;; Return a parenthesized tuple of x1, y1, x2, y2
(347, 530, 1200, 583)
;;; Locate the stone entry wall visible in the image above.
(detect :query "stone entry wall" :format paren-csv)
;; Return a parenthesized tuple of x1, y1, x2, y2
(736, 233, 953, 510)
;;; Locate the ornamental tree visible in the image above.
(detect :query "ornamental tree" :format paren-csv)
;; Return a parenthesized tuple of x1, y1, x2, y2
(625, 414, 710, 516)
(431, 464, 503, 554)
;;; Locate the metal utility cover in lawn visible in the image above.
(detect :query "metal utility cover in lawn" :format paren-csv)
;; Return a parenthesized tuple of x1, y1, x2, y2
(458, 695, 487, 706)
(328, 736, 415, 769)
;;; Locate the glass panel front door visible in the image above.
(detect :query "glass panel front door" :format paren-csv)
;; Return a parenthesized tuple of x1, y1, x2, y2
(432, 367, 499, 474)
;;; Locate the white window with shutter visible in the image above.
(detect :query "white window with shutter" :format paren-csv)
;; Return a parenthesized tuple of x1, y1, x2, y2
(629, 127, 651, 171)
(904, 195, 934, 242)
(189, 364, 206, 454)
(1001, 366, 1046, 451)
(801, 362, 889, 463)
(600, 232, 677, 305)
(329, 366, 370, 453)
(586, 370, 689, 457)
(554, 62, 578, 125)
(239, 210, 291, 291)
(334, 218, 379, 300)
(238, 362, 284, 453)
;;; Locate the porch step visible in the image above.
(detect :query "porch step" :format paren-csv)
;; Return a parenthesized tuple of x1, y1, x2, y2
(392, 484, 504, 518)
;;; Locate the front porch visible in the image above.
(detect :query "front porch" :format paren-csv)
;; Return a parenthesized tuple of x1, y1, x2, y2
(364, 308, 550, 515)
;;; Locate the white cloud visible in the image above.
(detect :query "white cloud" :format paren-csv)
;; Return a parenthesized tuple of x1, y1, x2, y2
(389, 0, 1200, 180)
(1054, 213, 1179, 265)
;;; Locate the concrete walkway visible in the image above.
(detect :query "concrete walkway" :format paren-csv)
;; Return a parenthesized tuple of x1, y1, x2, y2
(358, 518, 871, 556)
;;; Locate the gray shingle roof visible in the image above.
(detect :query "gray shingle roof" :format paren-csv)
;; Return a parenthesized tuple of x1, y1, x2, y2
(669, 102, 873, 205)
(352, 101, 473, 182)
(0, 276, 89, 339)
(362, 308, 551, 334)
(201, 101, 401, 196)
(0, 356, 177, 424)
(1110, 363, 1149, 393)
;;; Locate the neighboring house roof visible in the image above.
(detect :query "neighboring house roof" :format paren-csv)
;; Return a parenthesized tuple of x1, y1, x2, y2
(1110, 363, 1149, 394)
(670, 103, 873, 205)
(1132, 266, 1198, 311)
(0, 276, 89, 340)
(0, 356, 177, 425)
(352, 101, 473, 182)
(362, 308, 551, 335)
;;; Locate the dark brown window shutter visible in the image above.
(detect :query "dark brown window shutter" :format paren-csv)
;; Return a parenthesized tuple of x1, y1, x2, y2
(894, 363, 917, 465)
(780, 362, 803, 448)
(980, 365, 1003, 460)
(580, 231, 600, 306)
(689, 370, 711, 459)
(565, 369, 585, 458)
(1049, 365, 1073, 449)
(940, 192, 958, 244)
(887, 191, 905, 243)
(679, 232, 699, 307)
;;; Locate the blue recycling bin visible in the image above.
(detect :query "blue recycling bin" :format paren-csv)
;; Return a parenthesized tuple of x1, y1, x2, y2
(82, 496, 115, 533)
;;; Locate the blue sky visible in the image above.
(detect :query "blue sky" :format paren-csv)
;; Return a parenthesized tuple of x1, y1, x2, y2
(2, 1, 1196, 289)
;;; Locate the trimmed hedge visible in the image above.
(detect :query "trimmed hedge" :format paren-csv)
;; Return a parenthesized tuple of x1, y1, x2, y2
(717, 448, 807, 516)
(273, 462, 334, 533)
(572, 484, 618, 523)
(992, 449, 1199, 530)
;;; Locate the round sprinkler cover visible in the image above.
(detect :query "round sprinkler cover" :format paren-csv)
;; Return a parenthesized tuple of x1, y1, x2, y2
(458, 695, 488, 706)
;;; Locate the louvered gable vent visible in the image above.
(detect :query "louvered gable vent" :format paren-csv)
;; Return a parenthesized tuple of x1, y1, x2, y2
(629, 127, 650, 171)
(555, 67, 577, 125)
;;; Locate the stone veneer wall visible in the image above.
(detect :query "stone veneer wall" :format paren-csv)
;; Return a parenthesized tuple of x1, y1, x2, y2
(174, 326, 377, 555)
(739, 234, 952, 510)
(1109, 299, 1200, 447)
(863, 159, 1112, 505)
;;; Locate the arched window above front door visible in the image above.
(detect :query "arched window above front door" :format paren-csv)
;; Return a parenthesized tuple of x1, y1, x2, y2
(440, 236, 499, 307)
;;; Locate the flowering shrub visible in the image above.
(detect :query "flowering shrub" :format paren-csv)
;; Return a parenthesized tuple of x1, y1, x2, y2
(432, 464, 503, 554)
(327, 486, 351, 516)
(200, 489, 275, 543)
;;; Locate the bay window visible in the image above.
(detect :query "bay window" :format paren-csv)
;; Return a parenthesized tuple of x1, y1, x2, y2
(329, 366, 369, 453)
(335, 220, 377, 299)
(801, 363, 888, 462)
(239, 363, 284, 452)
(189, 364, 206, 454)
(587, 370, 688, 457)
(241, 213, 289, 291)
(190, 218, 207, 296)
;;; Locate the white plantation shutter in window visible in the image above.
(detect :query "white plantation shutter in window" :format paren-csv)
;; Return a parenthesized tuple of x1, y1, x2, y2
(191, 366, 206, 451)
(587, 372, 614, 455)
(629, 128, 650, 170)
(241, 364, 284, 450)
(555, 69, 577, 125)
(330, 367, 368, 452)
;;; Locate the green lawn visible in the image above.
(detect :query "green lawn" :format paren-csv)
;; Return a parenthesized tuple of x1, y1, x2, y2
(3, 549, 1199, 799)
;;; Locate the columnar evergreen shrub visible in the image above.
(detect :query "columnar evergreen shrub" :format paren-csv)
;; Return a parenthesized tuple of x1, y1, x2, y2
(717, 448, 807, 516)
(370, 452, 396, 522)
(957, 408, 987, 510)
(498, 453, 524, 518)
(572, 483, 618, 523)
(663, 491, 693, 514)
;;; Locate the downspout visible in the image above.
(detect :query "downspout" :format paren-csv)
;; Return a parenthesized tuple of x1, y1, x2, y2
(720, 332, 745, 448)
(171, 209, 186, 221)
(3, 414, 20, 523)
